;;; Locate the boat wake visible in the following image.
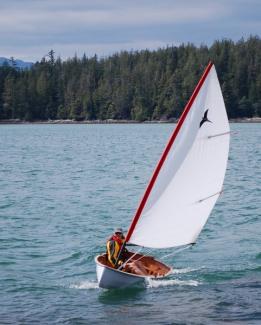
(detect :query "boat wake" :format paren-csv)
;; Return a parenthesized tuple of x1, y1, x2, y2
(69, 277, 200, 290)
(69, 267, 200, 290)
(69, 280, 99, 290)
(146, 278, 199, 288)
(171, 267, 201, 274)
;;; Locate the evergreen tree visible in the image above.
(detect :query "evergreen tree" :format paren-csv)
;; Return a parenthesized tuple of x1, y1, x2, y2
(238, 96, 254, 117)
(0, 36, 260, 121)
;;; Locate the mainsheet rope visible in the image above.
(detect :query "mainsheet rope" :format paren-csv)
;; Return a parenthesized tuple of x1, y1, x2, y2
(119, 248, 154, 269)
(118, 244, 193, 270)
(161, 244, 193, 260)
(117, 246, 143, 270)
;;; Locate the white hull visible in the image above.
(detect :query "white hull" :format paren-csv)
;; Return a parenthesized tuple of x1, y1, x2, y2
(95, 254, 171, 289)
(95, 256, 146, 289)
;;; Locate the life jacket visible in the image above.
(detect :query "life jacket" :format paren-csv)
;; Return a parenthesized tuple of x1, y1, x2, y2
(106, 235, 125, 267)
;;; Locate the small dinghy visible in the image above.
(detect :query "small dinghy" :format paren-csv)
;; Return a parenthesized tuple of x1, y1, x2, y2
(95, 62, 230, 289)
(96, 252, 171, 289)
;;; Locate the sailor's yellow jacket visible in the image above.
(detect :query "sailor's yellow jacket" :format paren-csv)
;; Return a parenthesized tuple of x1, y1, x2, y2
(106, 236, 124, 267)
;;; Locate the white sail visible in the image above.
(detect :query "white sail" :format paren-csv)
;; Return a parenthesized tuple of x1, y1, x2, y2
(126, 63, 230, 248)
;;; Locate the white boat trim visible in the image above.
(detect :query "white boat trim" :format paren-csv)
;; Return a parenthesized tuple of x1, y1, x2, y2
(95, 255, 172, 279)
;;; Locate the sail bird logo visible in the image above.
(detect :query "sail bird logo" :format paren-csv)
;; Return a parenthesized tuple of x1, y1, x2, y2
(199, 109, 212, 128)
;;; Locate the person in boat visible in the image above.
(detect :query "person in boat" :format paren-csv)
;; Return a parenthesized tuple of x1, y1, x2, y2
(106, 228, 128, 268)
(106, 228, 164, 276)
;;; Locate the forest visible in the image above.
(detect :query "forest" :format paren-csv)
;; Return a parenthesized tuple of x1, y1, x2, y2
(0, 36, 260, 121)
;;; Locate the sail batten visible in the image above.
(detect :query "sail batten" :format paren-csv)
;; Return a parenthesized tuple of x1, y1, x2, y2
(208, 131, 230, 139)
(126, 63, 230, 249)
(197, 190, 223, 203)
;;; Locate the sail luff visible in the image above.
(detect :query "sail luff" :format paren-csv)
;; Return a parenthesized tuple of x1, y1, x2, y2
(125, 61, 214, 243)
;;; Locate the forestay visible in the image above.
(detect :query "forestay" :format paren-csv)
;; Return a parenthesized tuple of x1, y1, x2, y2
(126, 63, 230, 248)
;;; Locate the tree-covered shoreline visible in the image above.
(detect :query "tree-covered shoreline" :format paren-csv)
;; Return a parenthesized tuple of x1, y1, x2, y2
(0, 36, 260, 121)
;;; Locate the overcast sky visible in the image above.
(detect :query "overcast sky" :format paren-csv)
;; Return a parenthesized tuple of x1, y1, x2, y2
(0, 0, 260, 62)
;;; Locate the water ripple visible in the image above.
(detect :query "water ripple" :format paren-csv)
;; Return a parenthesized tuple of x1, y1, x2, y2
(0, 123, 260, 324)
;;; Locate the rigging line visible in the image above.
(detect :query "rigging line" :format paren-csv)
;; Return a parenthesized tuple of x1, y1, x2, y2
(127, 248, 154, 265)
(208, 131, 230, 139)
(161, 244, 193, 260)
(117, 247, 143, 270)
(197, 190, 223, 203)
(131, 253, 150, 264)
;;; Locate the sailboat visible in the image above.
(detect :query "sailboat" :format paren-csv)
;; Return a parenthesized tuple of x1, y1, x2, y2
(95, 62, 230, 289)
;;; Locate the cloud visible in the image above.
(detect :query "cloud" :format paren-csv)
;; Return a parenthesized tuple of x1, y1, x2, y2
(0, 3, 226, 32)
(0, 0, 259, 61)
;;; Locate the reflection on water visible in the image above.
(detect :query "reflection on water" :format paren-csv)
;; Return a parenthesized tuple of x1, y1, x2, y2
(98, 286, 146, 305)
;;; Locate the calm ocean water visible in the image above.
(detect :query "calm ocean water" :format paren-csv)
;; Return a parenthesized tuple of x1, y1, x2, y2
(0, 124, 260, 324)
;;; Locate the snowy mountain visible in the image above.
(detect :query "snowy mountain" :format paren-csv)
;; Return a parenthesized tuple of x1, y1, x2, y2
(0, 57, 33, 69)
